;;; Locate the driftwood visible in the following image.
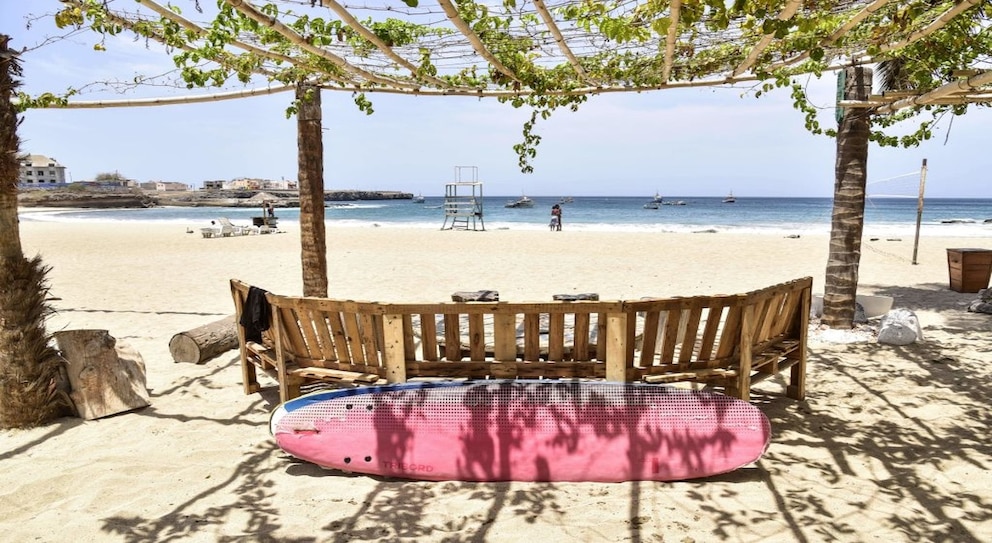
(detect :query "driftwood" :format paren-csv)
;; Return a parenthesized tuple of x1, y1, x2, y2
(169, 315, 238, 364)
(54, 330, 151, 420)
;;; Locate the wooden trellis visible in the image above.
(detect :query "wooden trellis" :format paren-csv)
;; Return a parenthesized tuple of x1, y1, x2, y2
(33, 0, 991, 113)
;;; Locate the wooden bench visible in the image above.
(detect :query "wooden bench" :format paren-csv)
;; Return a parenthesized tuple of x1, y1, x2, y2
(230, 277, 811, 403)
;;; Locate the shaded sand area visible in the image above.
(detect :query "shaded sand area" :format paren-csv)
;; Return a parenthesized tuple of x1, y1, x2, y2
(3, 221, 991, 542)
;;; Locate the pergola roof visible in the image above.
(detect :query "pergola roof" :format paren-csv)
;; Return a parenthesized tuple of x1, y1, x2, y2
(40, 0, 992, 112)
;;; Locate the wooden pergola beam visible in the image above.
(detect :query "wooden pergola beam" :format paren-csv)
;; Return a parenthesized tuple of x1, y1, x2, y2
(29, 84, 294, 108)
(320, 0, 453, 89)
(63, 0, 280, 79)
(662, 0, 682, 83)
(872, 70, 992, 114)
(224, 0, 419, 89)
(732, 0, 802, 77)
(436, 0, 521, 85)
(134, 0, 297, 66)
(866, 0, 983, 58)
(770, 0, 891, 70)
(532, 0, 587, 82)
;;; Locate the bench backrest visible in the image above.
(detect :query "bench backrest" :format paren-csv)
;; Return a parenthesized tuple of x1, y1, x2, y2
(231, 277, 811, 396)
(624, 276, 811, 380)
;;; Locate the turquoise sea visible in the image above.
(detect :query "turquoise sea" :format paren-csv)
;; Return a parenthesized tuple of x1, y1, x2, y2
(19, 196, 992, 237)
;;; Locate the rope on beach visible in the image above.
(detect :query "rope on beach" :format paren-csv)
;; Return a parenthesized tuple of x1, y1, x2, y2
(864, 240, 913, 263)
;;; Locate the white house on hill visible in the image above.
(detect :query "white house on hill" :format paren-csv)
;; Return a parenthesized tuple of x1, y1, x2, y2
(18, 154, 68, 187)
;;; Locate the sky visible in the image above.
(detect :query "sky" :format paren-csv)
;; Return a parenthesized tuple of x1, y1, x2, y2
(4, 2, 991, 199)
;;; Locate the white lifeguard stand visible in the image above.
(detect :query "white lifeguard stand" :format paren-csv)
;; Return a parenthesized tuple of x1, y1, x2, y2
(441, 166, 485, 231)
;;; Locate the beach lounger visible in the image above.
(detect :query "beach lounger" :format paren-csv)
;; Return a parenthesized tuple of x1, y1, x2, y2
(217, 217, 250, 236)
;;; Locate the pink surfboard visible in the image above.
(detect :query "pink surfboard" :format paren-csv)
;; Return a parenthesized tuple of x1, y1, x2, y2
(270, 380, 771, 482)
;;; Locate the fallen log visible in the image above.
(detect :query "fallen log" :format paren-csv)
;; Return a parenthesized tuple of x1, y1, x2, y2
(170, 315, 239, 364)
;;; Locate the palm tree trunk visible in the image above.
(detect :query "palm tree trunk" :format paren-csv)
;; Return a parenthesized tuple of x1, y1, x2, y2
(0, 35, 66, 428)
(296, 82, 328, 297)
(823, 66, 873, 328)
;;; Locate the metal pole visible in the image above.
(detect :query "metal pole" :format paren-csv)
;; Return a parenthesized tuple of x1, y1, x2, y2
(911, 158, 928, 265)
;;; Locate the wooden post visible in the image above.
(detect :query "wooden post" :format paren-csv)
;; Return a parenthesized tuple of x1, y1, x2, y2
(54, 330, 151, 420)
(169, 315, 239, 364)
(912, 158, 928, 265)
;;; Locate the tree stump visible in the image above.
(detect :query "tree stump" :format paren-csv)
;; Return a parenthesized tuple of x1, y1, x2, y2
(169, 315, 239, 364)
(54, 330, 151, 420)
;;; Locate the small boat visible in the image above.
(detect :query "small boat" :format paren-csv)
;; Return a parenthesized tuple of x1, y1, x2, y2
(505, 195, 535, 208)
(651, 192, 664, 204)
(412, 193, 425, 203)
(643, 202, 660, 210)
(558, 196, 574, 204)
(723, 191, 736, 203)
(663, 200, 687, 206)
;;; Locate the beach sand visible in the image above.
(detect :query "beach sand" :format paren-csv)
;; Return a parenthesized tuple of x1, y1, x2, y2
(2, 221, 990, 542)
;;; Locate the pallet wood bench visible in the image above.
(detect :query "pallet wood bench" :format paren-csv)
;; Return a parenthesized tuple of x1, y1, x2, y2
(230, 277, 811, 403)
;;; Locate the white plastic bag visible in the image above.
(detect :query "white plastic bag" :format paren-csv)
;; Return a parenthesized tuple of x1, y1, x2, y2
(877, 309, 923, 346)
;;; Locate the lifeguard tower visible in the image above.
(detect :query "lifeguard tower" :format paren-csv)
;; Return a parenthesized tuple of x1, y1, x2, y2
(441, 166, 485, 231)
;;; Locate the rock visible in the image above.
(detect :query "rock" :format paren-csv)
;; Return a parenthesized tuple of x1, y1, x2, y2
(452, 290, 499, 302)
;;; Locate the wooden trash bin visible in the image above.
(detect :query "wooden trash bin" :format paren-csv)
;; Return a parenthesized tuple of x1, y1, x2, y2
(946, 248, 992, 293)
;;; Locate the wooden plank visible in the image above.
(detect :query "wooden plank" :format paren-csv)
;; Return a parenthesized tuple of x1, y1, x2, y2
(311, 311, 338, 363)
(679, 303, 704, 364)
(229, 280, 259, 395)
(326, 311, 351, 364)
(698, 303, 727, 360)
(401, 314, 416, 361)
(605, 312, 628, 381)
(573, 313, 591, 362)
(595, 312, 607, 361)
(358, 312, 381, 366)
(382, 313, 407, 383)
(444, 313, 461, 361)
(277, 305, 310, 362)
(420, 313, 439, 361)
(494, 312, 517, 362)
(548, 312, 565, 361)
(468, 313, 486, 360)
(735, 304, 755, 401)
(523, 313, 540, 361)
(342, 311, 367, 365)
(660, 308, 681, 364)
(716, 305, 743, 359)
(638, 310, 660, 367)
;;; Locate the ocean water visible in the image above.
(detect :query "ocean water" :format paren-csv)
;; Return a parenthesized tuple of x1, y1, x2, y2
(19, 196, 992, 237)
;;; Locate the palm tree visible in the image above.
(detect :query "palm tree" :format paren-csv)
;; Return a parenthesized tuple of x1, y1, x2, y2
(296, 82, 328, 297)
(0, 35, 67, 428)
(822, 66, 873, 328)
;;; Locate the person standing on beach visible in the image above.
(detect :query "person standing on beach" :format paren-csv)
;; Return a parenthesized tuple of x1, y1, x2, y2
(551, 204, 562, 231)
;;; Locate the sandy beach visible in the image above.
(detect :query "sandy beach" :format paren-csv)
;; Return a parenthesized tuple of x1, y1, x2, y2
(2, 220, 990, 542)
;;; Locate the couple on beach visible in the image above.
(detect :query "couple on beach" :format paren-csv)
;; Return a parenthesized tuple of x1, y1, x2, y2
(550, 204, 562, 231)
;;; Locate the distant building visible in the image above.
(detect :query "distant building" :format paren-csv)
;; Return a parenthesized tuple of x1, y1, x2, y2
(202, 180, 225, 190)
(18, 154, 68, 187)
(140, 181, 189, 191)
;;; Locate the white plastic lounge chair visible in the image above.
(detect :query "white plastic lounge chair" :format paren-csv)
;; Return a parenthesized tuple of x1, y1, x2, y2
(217, 217, 250, 236)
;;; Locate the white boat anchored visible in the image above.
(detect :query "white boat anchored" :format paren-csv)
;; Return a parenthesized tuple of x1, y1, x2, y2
(505, 195, 535, 208)
(412, 193, 425, 203)
(723, 191, 736, 203)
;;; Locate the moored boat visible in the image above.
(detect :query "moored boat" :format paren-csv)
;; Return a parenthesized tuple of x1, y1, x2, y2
(723, 191, 736, 203)
(412, 193, 425, 203)
(505, 195, 535, 208)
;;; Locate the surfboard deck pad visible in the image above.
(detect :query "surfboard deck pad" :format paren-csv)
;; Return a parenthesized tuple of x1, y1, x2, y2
(271, 380, 771, 482)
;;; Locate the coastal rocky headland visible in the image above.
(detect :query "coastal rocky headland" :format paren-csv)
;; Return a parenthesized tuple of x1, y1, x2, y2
(17, 188, 413, 208)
